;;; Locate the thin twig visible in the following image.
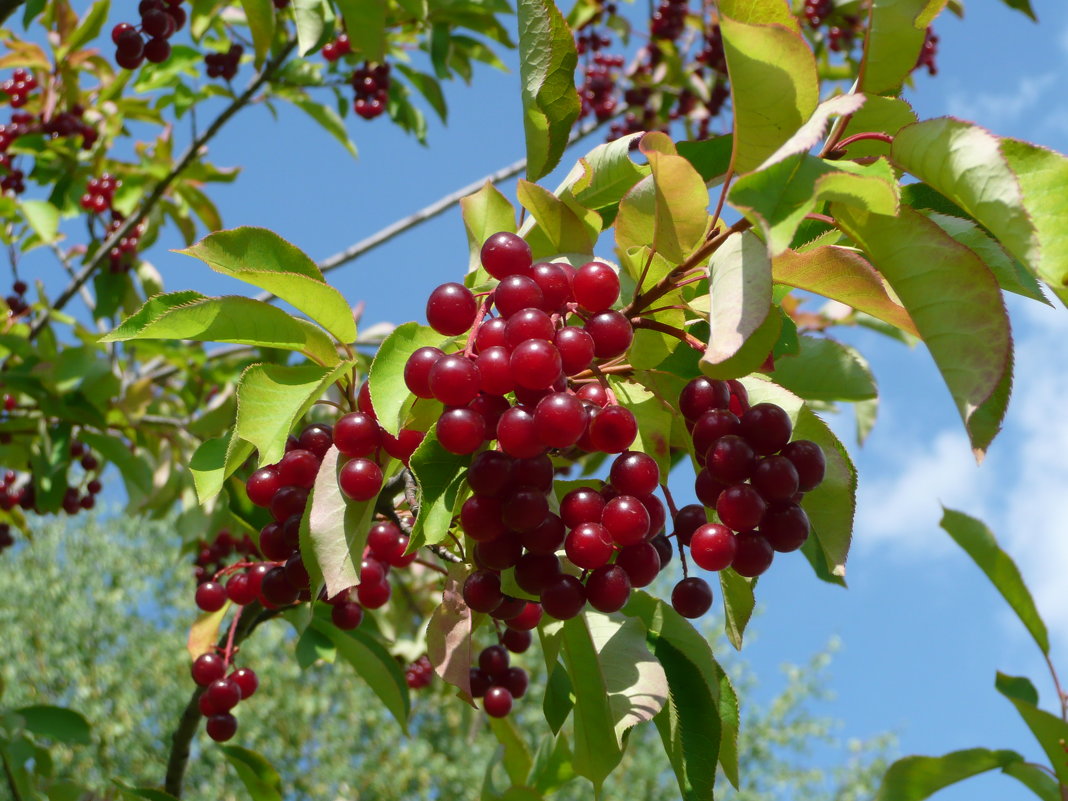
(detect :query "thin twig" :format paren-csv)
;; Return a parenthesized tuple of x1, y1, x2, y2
(631, 317, 704, 351)
(32, 40, 298, 340)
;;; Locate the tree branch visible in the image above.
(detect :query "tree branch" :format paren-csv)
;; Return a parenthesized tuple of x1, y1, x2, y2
(164, 605, 279, 797)
(31, 39, 298, 341)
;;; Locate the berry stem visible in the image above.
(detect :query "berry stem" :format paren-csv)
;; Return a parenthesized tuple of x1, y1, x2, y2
(631, 318, 704, 352)
(222, 604, 245, 667)
(413, 557, 449, 575)
(463, 291, 495, 358)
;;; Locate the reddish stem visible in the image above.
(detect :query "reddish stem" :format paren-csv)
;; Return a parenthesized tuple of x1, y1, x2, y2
(462, 291, 495, 358)
(833, 131, 893, 151)
(631, 318, 704, 352)
(223, 605, 245, 667)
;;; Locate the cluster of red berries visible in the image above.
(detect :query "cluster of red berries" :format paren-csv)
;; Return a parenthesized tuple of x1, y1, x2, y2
(322, 35, 352, 63)
(0, 442, 104, 516)
(802, 0, 833, 27)
(0, 102, 99, 196)
(0, 69, 37, 109)
(351, 62, 390, 120)
(674, 377, 825, 580)
(409, 233, 636, 461)
(104, 214, 146, 274)
(915, 27, 939, 76)
(111, 0, 186, 71)
(469, 644, 529, 717)
(405, 655, 434, 689)
(79, 174, 119, 215)
(650, 0, 688, 40)
(193, 529, 258, 586)
(6, 280, 28, 317)
(204, 45, 243, 81)
(329, 519, 420, 628)
(579, 52, 625, 122)
(190, 651, 259, 742)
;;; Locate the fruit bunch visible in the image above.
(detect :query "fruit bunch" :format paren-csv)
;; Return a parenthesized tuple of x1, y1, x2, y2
(469, 644, 528, 717)
(79, 174, 119, 215)
(6, 279, 28, 317)
(322, 35, 352, 63)
(351, 63, 391, 120)
(0, 69, 37, 109)
(0, 441, 104, 518)
(111, 0, 186, 71)
(190, 651, 259, 743)
(405, 655, 434, 689)
(915, 27, 939, 76)
(205, 45, 243, 81)
(192, 529, 259, 586)
(104, 214, 147, 274)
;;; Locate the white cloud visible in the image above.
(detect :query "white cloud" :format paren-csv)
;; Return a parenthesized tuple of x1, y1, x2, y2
(946, 73, 1056, 131)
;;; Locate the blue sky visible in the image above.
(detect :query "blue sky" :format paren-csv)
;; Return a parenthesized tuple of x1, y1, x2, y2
(22, 1, 1068, 795)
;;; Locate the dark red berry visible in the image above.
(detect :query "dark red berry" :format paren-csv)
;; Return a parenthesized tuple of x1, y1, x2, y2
(731, 530, 774, 577)
(751, 455, 800, 502)
(505, 602, 543, 631)
(739, 403, 792, 455)
(334, 412, 381, 457)
(609, 451, 659, 497)
(332, 601, 365, 629)
(481, 233, 532, 280)
(483, 685, 513, 717)
(191, 653, 226, 686)
(601, 495, 650, 547)
(541, 575, 586, 619)
(679, 377, 730, 420)
(671, 577, 713, 618)
(338, 458, 382, 501)
(206, 713, 238, 742)
(615, 541, 661, 587)
(246, 467, 281, 507)
(716, 484, 767, 532)
(572, 261, 619, 312)
(463, 569, 504, 613)
(585, 564, 631, 613)
(760, 503, 810, 552)
(436, 408, 486, 454)
(427, 282, 478, 336)
(589, 405, 636, 453)
(230, 668, 258, 699)
(584, 311, 633, 359)
(689, 523, 736, 571)
(195, 581, 227, 612)
(565, 522, 614, 569)
(502, 628, 532, 653)
(780, 440, 826, 491)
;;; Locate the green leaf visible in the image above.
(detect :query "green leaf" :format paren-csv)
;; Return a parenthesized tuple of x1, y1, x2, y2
(282, 92, 358, 159)
(730, 156, 899, 256)
(558, 133, 649, 213)
(426, 564, 476, 701)
(772, 246, 919, 336)
(240, 0, 275, 68)
(60, 0, 110, 55)
(939, 508, 1049, 655)
(335, 0, 386, 61)
(676, 135, 734, 184)
(489, 716, 535, 786)
(892, 119, 1068, 305)
(368, 322, 443, 437)
(517, 180, 594, 257)
(609, 377, 672, 475)
(292, 0, 328, 55)
(190, 431, 255, 503)
(112, 780, 181, 801)
(220, 744, 283, 801)
(299, 445, 377, 598)
(995, 672, 1040, 705)
(517, 0, 581, 181)
(838, 95, 918, 159)
(187, 602, 229, 660)
(14, 705, 90, 745)
(294, 625, 335, 667)
(559, 613, 667, 789)
(794, 406, 855, 578)
(860, 0, 943, 95)
(312, 619, 410, 732)
(876, 748, 1028, 801)
(996, 0, 1036, 19)
(717, 0, 799, 28)
(102, 291, 339, 366)
(408, 427, 470, 548)
(234, 361, 354, 468)
(771, 336, 877, 402)
(700, 231, 775, 378)
(720, 14, 818, 174)
(997, 692, 1068, 785)
(396, 64, 447, 122)
(461, 183, 517, 275)
(719, 570, 755, 650)
(1001, 761, 1061, 801)
(178, 227, 357, 344)
(832, 204, 1012, 456)
(20, 200, 59, 243)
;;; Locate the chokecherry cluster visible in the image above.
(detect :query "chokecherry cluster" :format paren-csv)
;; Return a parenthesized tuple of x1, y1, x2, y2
(191, 651, 259, 743)
(0, 440, 104, 518)
(6, 279, 28, 317)
(915, 28, 939, 76)
(192, 529, 258, 587)
(205, 45, 243, 81)
(469, 643, 529, 717)
(104, 214, 147, 274)
(405, 655, 434, 689)
(674, 377, 825, 583)
(0, 69, 37, 109)
(79, 174, 119, 215)
(351, 62, 390, 120)
(575, 3, 624, 124)
(111, 0, 186, 71)
(322, 35, 353, 63)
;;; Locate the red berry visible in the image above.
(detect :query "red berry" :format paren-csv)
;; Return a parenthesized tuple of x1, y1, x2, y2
(496, 406, 545, 459)
(436, 408, 486, 454)
(205, 713, 238, 742)
(584, 311, 633, 359)
(230, 668, 258, 699)
(560, 487, 606, 528)
(460, 494, 507, 541)
(555, 326, 596, 375)
(334, 412, 381, 457)
(475, 346, 514, 395)
(565, 522, 614, 569)
(615, 541, 661, 587)
(672, 504, 706, 546)
(731, 530, 774, 577)
(246, 467, 281, 507)
(520, 512, 566, 554)
(467, 450, 514, 497)
(474, 317, 509, 352)
(533, 391, 586, 448)
(671, 577, 713, 618)
(332, 601, 365, 629)
(429, 355, 481, 407)
(531, 262, 572, 310)
(205, 678, 241, 712)
(509, 339, 562, 390)
(760, 503, 810, 552)
(609, 451, 659, 497)
(191, 653, 226, 686)
(751, 455, 800, 502)
(739, 403, 792, 455)
(541, 574, 587, 619)
(679, 377, 730, 421)
(299, 423, 334, 458)
(481, 232, 532, 280)
(706, 435, 756, 484)
(572, 261, 620, 312)
(474, 535, 523, 571)
(501, 487, 549, 532)
(463, 569, 503, 613)
(589, 405, 637, 453)
(426, 282, 477, 336)
(502, 628, 532, 653)
(338, 458, 382, 501)
(689, 523, 736, 571)
(513, 552, 562, 595)
(505, 601, 543, 631)
(195, 581, 227, 612)
(585, 564, 631, 613)
(505, 307, 555, 347)
(483, 685, 514, 717)
(144, 37, 171, 63)
(692, 409, 741, 457)
(356, 579, 391, 609)
(503, 667, 529, 699)
(277, 448, 320, 489)
(780, 440, 826, 491)
(716, 484, 767, 532)
(270, 486, 309, 522)
(226, 573, 258, 606)
(601, 495, 650, 547)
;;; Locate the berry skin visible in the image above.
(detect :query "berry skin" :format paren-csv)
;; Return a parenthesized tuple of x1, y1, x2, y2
(760, 503, 810, 552)
(195, 581, 227, 612)
(731, 531, 774, 577)
(277, 448, 320, 489)
(479, 644, 510, 678)
(505, 602, 543, 631)
(206, 678, 242, 712)
(615, 541, 661, 588)
(481, 232, 532, 280)
(531, 262, 572, 310)
(671, 577, 713, 618)
(555, 326, 596, 375)
(509, 340, 562, 390)
(299, 423, 334, 458)
(589, 405, 637, 453)
(226, 573, 258, 606)
(404, 347, 444, 399)
(694, 470, 727, 508)
(679, 377, 730, 421)
(476, 346, 514, 396)
(230, 668, 259, 699)
(601, 495, 651, 547)
(270, 486, 309, 522)
(467, 449, 514, 496)
(356, 579, 391, 609)
(780, 440, 826, 491)
(501, 488, 549, 532)
(246, 467, 281, 507)
(739, 403, 792, 455)
(367, 522, 407, 563)
(609, 451, 660, 497)
(334, 412, 381, 458)
(429, 355, 481, 407)
(469, 389, 510, 430)
(514, 552, 562, 595)
(332, 601, 365, 629)
(503, 667, 529, 699)
(502, 628, 532, 653)
(584, 311, 633, 359)
(691, 409, 741, 457)
(565, 522, 615, 569)
(560, 488, 606, 528)
(338, 458, 383, 501)
(490, 596, 526, 621)
(573, 261, 620, 312)
(541, 575, 587, 619)
(426, 282, 477, 336)
(495, 275, 544, 317)
(672, 504, 707, 546)
(260, 566, 299, 606)
(520, 512, 566, 555)
(460, 495, 507, 541)
(688, 523, 736, 571)
(585, 564, 631, 613)
(716, 484, 767, 532)
(496, 407, 545, 459)
(750, 455, 800, 502)
(483, 686, 514, 717)
(511, 455, 554, 491)
(577, 383, 610, 407)
(144, 37, 171, 63)
(534, 392, 587, 448)
(206, 714, 238, 742)
(191, 653, 226, 686)
(463, 569, 503, 613)
(436, 408, 486, 454)
(505, 308, 555, 347)
(474, 536, 523, 571)
(706, 435, 756, 484)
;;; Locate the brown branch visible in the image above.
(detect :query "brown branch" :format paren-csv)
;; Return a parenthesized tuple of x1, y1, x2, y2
(631, 317, 704, 352)
(30, 40, 298, 340)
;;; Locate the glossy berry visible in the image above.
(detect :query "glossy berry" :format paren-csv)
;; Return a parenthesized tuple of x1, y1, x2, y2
(584, 310, 633, 359)
(483, 686, 514, 718)
(357, 579, 391, 609)
(299, 423, 334, 458)
(501, 488, 549, 532)
(495, 275, 543, 317)
(694, 470, 727, 508)
(502, 628, 532, 653)
(689, 523, 736, 571)
(601, 495, 651, 547)
(691, 409, 741, 457)
(467, 450, 514, 496)
(615, 541, 661, 587)
(195, 581, 227, 612)
(505, 602, 543, 631)
(479, 644, 510, 678)
(230, 668, 259, 699)
(560, 487, 606, 528)
(463, 569, 504, 613)
(404, 346, 444, 399)
(206, 714, 238, 742)
(436, 408, 486, 454)
(490, 596, 526, 621)
(338, 458, 382, 501)
(191, 653, 226, 686)
(672, 504, 707, 546)
(509, 339, 562, 390)
(716, 484, 767, 532)
(277, 448, 320, 489)
(270, 486, 309, 522)
(513, 552, 562, 595)
(731, 531, 774, 577)
(750, 455, 800, 502)
(474, 536, 523, 571)
(503, 667, 529, 699)
(679, 377, 730, 420)
(739, 403, 792, 455)
(780, 440, 826, 491)
(144, 37, 171, 63)
(531, 262, 571, 310)
(426, 282, 477, 336)
(609, 451, 659, 496)
(577, 383, 610, 407)
(429, 355, 481, 407)
(520, 513, 566, 555)
(565, 522, 614, 569)
(505, 307, 555, 346)
(585, 564, 631, 613)
(534, 392, 586, 448)
(476, 346, 514, 395)
(572, 261, 620, 311)
(706, 435, 756, 484)
(246, 467, 281, 507)
(334, 412, 381, 457)
(481, 232, 532, 279)
(332, 601, 365, 629)
(760, 503, 810, 552)
(206, 678, 241, 712)
(226, 573, 258, 606)
(496, 407, 545, 458)
(671, 577, 713, 618)
(367, 522, 407, 563)
(511, 455, 554, 492)
(260, 566, 299, 606)
(460, 494, 506, 541)
(589, 405, 637, 453)
(555, 326, 596, 375)
(541, 575, 587, 619)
